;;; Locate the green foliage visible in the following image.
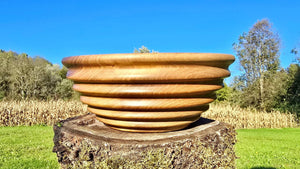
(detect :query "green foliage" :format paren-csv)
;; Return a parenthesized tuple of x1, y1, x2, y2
(228, 66, 300, 113)
(55, 79, 74, 99)
(0, 91, 5, 100)
(215, 83, 232, 102)
(278, 64, 300, 117)
(0, 50, 13, 98)
(241, 70, 291, 111)
(286, 60, 300, 106)
(133, 45, 158, 53)
(59, 66, 68, 79)
(0, 50, 74, 100)
(233, 19, 280, 84)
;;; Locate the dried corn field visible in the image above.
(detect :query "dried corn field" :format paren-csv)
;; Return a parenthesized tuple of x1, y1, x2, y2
(0, 100, 87, 126)
(0, 100, 298, 128)
(204, 103, 298, 129)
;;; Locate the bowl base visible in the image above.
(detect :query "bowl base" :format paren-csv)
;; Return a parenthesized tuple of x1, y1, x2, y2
(107, 124, 190, 133)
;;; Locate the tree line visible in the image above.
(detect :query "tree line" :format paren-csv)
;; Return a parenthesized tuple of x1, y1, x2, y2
(0, 19, 299, 117)
(0, 46, 157, 100)
(0, 50, 74, 100)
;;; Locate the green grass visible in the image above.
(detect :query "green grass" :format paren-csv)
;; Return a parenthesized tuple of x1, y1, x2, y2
(0, 126, 59, 169)
(0, 126, 299, 169)
(236, 128, 300, 169)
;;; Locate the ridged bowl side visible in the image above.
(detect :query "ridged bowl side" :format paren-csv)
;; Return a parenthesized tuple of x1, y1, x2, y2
(62, 53, 234, 132)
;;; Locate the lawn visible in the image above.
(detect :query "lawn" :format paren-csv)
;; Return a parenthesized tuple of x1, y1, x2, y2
(0, 126, 299, 169)
(236, 128, 300, 169)
(0, 126, 59, 169)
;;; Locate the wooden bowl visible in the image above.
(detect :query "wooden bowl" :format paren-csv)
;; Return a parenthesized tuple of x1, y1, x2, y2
(62, 53, 234, 132)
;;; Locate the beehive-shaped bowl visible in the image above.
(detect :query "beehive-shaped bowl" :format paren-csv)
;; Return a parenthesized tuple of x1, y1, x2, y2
(62, 53, 234, 132)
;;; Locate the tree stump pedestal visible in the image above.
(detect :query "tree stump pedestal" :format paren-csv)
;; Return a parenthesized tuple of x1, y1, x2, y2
(53, 114, 236, 168)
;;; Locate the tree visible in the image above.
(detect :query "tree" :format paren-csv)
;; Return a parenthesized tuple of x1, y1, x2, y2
(0, 50, 13, 99)
(233, 19, 280, 109)
(283, 63, 300, 117)
(133, 45, 158, 53)
(215, 83, 229, 101)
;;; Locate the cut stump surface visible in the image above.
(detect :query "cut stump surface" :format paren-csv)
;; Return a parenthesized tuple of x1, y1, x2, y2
(53, 114, 236, 168)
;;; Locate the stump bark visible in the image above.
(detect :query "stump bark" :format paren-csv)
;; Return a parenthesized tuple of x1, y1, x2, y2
(53, 114, 236, 168)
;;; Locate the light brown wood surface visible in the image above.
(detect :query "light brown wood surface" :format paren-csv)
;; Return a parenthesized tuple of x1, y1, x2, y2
(73, 84, 222, 97)
(62, 53, 234, 67)
(96, 116, 196, 132)
(88, 106, 208, 120)
(62, 53, 234, 132)
(66, 65, 230, 83)
(80, 96, 215, 110)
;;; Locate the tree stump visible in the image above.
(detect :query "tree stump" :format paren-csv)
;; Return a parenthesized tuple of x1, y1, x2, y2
(53, 114, 236, 168)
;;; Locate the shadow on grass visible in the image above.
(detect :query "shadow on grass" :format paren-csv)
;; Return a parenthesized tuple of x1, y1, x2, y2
(251, 167, 277, 169)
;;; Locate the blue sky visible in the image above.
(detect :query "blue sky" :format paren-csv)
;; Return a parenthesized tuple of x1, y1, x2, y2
(1, 0, 300, 83)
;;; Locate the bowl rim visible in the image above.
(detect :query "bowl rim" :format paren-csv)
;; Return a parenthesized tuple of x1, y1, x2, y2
(62, 53, 235, 67)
